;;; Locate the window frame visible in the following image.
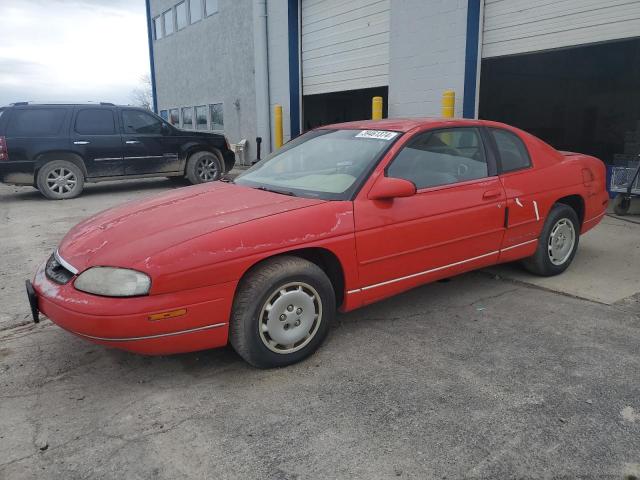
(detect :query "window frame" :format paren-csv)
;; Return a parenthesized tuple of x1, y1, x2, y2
(205, 0, 218, 17)
(384, 126, 496, 192)
(163, 8, 174, 36)
(195, 105, 207, 130)
(181, 106, 194, 129)
(209, 102, 224, 131)
(189, 0, 203, 23)
(160, 110, 168, 121)
(487, 127, 533, 175)
(175, 1, 188, 30)
(153, 15, 163, 40)
(73, 108, 117, 136)
(169, 108, 179, 126)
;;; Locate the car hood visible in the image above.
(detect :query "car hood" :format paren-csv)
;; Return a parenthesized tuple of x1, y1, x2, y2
(58, 182, 324, 272)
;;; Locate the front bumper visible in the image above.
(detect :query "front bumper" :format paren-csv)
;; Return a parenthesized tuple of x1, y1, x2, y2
(30, 261, 237, 355)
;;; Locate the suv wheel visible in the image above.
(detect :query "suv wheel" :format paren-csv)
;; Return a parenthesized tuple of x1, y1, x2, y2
(186, 151, 223, 184)
(36, 160, 85, 200)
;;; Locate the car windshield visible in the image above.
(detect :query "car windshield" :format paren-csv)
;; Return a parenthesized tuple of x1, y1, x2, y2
(235, 129, 400, 200)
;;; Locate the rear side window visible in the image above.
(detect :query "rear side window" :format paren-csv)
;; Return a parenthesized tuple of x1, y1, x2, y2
(7, 108, 66, 137)
(75, 109, 115, 135)
(491, 128, 531, 173)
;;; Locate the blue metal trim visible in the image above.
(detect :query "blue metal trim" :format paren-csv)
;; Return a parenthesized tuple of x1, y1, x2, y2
(288, 0, 300, 137)
(145, 0, 159, 113)
(463, 0, 481, 118)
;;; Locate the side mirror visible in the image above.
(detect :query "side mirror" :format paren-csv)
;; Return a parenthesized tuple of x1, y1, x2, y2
(368, 176, 416, 200)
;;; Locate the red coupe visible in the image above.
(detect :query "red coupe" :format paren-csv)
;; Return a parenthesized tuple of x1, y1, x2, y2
(27, 118, 609, 368)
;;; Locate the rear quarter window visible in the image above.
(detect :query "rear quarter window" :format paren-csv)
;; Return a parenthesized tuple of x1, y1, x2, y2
(7, 108, 67, 137)
(491, 128, 531, 173)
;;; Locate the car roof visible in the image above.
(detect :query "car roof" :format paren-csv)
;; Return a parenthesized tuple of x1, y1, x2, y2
(321, 117, 486, 133)
(4, 102, 126, 108)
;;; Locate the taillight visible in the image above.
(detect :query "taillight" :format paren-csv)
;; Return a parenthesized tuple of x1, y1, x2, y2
(0, 136, 7, 161)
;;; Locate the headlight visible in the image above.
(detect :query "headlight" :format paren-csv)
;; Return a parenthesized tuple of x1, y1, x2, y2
(74, 267, 151, 297)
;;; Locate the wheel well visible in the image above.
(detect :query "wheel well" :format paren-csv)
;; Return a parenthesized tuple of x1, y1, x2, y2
(556, 194, 585, 225)
(241, 248, 346, 308)
(34, 152, 87, 184)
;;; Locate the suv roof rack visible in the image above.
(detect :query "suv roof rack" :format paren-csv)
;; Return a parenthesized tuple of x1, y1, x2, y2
(9, 101, 118, 107)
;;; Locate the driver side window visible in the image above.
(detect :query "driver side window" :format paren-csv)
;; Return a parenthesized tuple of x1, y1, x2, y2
(387, 128, 487, 189)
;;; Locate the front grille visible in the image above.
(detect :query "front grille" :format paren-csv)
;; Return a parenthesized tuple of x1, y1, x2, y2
(45, 254, 74, 285)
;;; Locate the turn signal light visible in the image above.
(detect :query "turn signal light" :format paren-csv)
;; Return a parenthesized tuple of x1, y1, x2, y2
(148, 308, 187, 321)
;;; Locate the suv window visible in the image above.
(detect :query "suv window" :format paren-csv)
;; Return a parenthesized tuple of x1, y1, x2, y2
(75, 109, 115, 135)
(387, 128, 488, 189)
(7, 108, 67, 137)
(122, 110, 163, 135)
(491, 128, 531, 173)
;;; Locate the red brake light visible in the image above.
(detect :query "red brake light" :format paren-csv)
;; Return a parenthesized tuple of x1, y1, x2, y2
(0, 136, 7, 161)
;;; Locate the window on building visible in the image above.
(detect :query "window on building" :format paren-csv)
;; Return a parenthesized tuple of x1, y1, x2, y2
(122, 109, 163, 135)
(7, 108, 67, 137)
(75, 109, 116, 135)
(205, 0, 218, 16)
(163, 9, 174, 36)
(189, 0, 202, 23)
(195, 105, 207, 130)
(153, 16, 163, 40)
(209, 103, 223, 130)
(176, 2, 187, 30)
(160, 110, 168, 120)
(490, 129, 531, 173)
(169, 108, 179, 125)
(181, 107, 193, 129)
(387, 128, 488, 189)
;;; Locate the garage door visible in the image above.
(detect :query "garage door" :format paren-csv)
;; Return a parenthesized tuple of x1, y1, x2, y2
(482, 0, 640, 58)
(301, 0, 390, 95)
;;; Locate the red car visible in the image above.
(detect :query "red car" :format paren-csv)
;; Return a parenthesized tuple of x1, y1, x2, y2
(27, 118, 608, 368)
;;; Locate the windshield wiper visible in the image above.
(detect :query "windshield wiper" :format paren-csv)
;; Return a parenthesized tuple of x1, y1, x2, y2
(254, 186, 296, 197)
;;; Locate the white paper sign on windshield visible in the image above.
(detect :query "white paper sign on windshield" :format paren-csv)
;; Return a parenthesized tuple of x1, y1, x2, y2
(355, 130, 399, 141)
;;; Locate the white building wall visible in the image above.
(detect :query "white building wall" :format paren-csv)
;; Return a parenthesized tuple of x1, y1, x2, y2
(388, 0, 469, 118)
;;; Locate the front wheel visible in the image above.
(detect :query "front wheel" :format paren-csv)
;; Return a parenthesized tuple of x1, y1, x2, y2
(229, 256, 336, 368)
(185, 151, 223, 184)
(522, 203, 580, 276)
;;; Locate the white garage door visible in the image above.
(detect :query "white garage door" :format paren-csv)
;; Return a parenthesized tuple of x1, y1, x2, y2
(301, 0, 390, 95)
(482, 0, 640, 58)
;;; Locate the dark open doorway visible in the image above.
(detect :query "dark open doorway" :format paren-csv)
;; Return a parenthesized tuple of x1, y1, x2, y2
(479, 38, 640, 165)
(302, 86, 388, 132)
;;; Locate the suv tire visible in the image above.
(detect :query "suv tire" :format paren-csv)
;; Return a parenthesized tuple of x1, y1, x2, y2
(186, 150, 223, 184)
(36, 160, 85, 200)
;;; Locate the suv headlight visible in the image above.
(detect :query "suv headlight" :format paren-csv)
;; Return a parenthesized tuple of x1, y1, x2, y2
(74, 267, 151, 297)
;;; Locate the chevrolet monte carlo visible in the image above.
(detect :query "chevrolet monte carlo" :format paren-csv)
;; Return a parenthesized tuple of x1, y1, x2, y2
(27, 118, 609, 368)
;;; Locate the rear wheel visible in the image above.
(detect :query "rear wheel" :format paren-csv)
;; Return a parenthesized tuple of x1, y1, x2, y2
(522, 203, 580, 276)
(185, 151, 223, 184)
(229, 256, 335, 368)
(36, 160, 84, 200)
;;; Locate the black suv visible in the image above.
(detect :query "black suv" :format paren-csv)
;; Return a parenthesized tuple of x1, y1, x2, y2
(0, 102, 235, 199)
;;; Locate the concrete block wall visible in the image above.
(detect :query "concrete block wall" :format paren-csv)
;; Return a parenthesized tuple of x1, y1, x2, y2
(388, 0, 469, 118)
(149, 0, 258, 160)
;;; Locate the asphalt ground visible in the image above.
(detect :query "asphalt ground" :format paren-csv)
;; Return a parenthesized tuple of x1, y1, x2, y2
(1, 179, 639, 479)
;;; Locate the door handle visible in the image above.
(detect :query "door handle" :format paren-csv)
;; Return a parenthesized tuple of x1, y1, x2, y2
(125, 140, 141, 145)
(482, 189, 502, 200)
(73, 141, 90, 145)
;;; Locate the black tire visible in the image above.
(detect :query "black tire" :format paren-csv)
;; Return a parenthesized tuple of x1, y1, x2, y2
(229, 256, 336, 368)
(185, 150, 223, 185)
(522, 203, 580, 276)
(36, 160, 85, 200)
(613, 194, 631, 216)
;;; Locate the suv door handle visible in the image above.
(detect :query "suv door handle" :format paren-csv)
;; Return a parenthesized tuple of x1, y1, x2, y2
(73, 141, 90, 145)
(482, 189, 502, 200)
(125, 140, 140, 145)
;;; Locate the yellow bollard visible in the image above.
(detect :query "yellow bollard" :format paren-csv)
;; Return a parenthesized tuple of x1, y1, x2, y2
(441, 90, 455, 118)
(274, 104, 283, 149)
(372, 96, 383, 120)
